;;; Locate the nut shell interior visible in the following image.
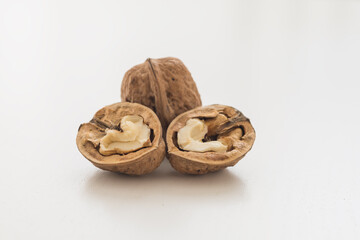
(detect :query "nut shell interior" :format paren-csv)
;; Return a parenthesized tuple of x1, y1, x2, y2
(76, 102, 165, 175)
(121, 57, 202, 130)
(166, 104, 255, 174)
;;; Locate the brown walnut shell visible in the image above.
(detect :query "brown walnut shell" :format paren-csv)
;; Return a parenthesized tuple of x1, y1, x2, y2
(121, 57, 202, 130)
(166, 104, 255, 175)
(76, 102, 165, 175)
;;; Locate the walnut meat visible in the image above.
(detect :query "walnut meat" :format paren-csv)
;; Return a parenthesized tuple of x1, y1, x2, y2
(76, 102, 165, 175)
(166, 105, 256, 175)
(121, 57, 202, 130)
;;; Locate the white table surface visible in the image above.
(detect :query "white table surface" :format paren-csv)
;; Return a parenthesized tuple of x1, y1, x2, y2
(1, 0, 359, 239)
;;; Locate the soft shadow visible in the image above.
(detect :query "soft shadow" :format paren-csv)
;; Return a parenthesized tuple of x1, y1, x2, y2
(83, 159, 246, 206)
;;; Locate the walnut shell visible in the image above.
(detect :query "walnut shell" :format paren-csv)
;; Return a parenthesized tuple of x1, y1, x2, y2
(121, 57, 202, 130)
(76, 102, 165, 175)
(166, 104, 255, 175)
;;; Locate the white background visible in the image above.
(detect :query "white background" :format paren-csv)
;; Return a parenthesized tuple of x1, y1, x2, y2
(1, 0, 359, 239)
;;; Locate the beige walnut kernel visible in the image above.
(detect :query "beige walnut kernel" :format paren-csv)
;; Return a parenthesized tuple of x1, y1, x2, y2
(76, 102, 165, 175)
(166, 104, 256, 175)
(99, 115, 152, 155)
(177, 118, 227, 153)
(121, 57, 202, 130)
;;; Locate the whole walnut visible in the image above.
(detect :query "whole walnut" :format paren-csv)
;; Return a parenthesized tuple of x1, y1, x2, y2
(121, 57, 202, 130)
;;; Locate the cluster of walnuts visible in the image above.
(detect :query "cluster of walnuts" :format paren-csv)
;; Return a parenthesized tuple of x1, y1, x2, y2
(76, 57, 255, 175)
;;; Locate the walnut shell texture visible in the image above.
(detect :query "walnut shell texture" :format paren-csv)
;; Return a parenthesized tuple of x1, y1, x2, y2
(121, 57, 202, 130)
(76, 102, 165, 175)
(166, 104, 255, 175)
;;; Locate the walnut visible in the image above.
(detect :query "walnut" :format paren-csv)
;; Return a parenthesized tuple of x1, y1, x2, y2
(166, 104, 256, 174)
(121, 57, 202, 130)
(76, 102, 165, 175)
